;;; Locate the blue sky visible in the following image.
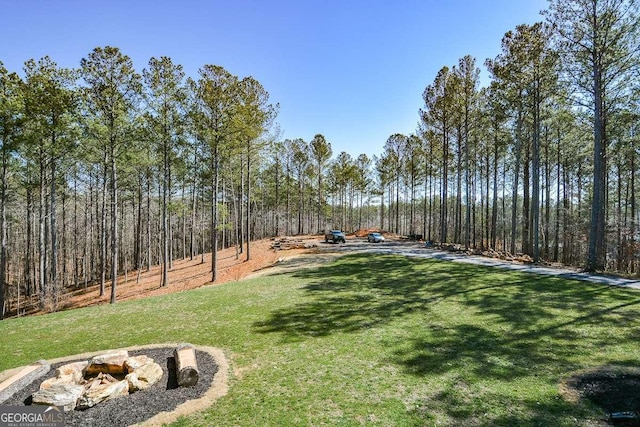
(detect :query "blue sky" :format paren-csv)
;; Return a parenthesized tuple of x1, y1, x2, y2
(0, 0, 547, 158)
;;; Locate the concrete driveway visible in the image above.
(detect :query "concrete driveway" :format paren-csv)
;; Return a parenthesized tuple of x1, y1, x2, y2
(318, 238, 640, 290)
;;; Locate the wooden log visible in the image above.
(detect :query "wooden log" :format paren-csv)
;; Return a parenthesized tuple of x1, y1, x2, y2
(0, 360, 50, 404)
(174, 344, 199, 387)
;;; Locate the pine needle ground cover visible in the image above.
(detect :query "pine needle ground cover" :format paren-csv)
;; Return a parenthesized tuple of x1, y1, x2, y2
(1, 253, 639, 426)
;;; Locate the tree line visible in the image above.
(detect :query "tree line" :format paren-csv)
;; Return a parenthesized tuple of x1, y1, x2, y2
(1, 0, 639, 319)
(376, 0, 639, 274)
(0, 48, 283, 317)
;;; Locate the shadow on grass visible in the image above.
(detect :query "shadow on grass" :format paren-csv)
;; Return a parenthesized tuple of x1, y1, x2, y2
(406, 382, 596, 427)
(254, 253, 640, 425)
(257, 253, 640, 342)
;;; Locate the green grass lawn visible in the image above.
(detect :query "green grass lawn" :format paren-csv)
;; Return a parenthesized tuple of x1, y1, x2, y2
(2, 253, 640, 426)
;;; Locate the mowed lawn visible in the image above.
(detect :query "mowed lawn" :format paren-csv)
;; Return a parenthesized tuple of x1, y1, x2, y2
(2, 253, 640, 426)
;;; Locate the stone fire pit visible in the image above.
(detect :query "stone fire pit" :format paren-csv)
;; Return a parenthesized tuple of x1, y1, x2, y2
(0, 344, 229, 427)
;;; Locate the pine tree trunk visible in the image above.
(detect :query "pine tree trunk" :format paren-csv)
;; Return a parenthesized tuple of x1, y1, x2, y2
(73, 173, 79, 289)
(297, 172, 303, 235)
(483, 147, 489, 251)
(180, 184, 186, 259)
(562, 161, 570, 264)
(630, 150, 637, 273)
(544, 130, 551, 260)
(239, 156, 244, 253)
(110, 141, 118, 304)
(134, 176, 142, 272)
(146, 170, 152, 272)
(50, 157, 58, 309)
(0, 146, 7, 320)
(423, 154, 428, 239)
(466, 99, 473, 250)
(317, 165, 321, 234)
(380, 186, 385, 231)
(553, 130, 561, 262)
(62, 175, 68, 289)
(190, 177, 197, 261)
(211, 145, 219, 283)
(275, 156, 280, 236)
(395, 173, 400, 235)
(246, 141, 251, 261)
(510, 109, 523, 255)
(285, 163, 291, 236)
(455, 128, 462, 244)
(587, 60, 607, 271)
(39, 157, 47, 306)
(85, 174, 92, 290)
(523, 137, 531, 256)
(99, 159, 107, 297)
(162, 138, 169, 287)
(491, 133, 499, 250)
(616, 162, 623, 271)
(26, 185, 33, 296)
(428, 143, 434, 242)
(532, 93, 541, 263)
(441, 128, 449, 243)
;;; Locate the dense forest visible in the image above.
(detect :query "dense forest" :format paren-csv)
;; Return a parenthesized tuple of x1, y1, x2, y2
(1, 0, 639, 318)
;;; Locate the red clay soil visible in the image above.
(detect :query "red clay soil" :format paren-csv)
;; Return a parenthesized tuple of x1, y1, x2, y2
(13, 230, 387, 316)
(51, 237, 315, 313)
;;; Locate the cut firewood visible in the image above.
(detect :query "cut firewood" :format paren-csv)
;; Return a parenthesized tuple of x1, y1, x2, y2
(174, 344, 199, 387)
